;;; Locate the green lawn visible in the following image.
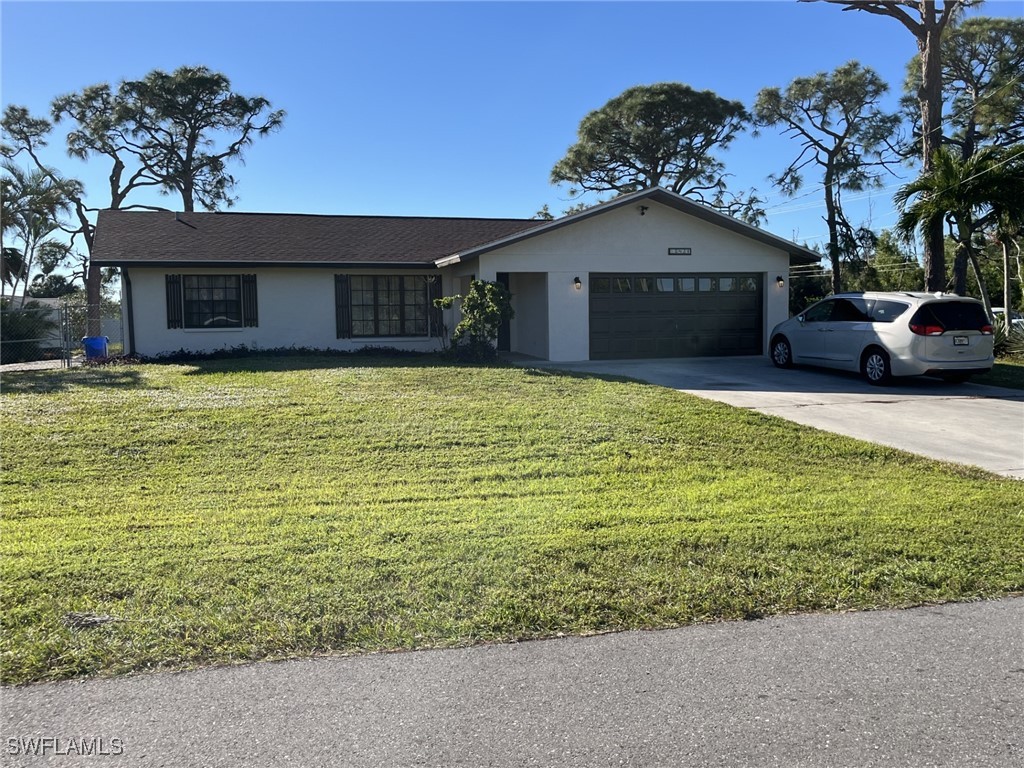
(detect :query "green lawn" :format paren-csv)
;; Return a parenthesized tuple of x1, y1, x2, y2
(2, 357, 1023, 685)
(976, 357, 1024, 390)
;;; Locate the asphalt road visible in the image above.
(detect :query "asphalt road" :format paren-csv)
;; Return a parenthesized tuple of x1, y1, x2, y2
(533, 357, 1024, 479)
(2, 598, 1022, 767)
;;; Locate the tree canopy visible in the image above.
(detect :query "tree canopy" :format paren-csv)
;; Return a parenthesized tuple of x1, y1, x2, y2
(895, 145, 1024, 309)
(808, 0, 969, 291)
(0, 161, 77, 302)
(904, 16, 1024, 159)
(51, 66, 285, 213)
(2, 66, 284, 326)
(550, 83, 754, 217)
(754, 61, 900, 293)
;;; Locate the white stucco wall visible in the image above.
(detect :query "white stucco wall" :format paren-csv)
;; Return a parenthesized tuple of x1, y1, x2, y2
(125, 267, 455, 357)
(476, 201, 793, 361)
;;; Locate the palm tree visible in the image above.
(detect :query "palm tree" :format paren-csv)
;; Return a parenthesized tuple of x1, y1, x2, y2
(895, 146, 1024, 315)
(1, 248, 27, 293)
(0, 162, 74, 304)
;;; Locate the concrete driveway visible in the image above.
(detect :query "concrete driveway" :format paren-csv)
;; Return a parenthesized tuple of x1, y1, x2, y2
(528, 357, 1024, 479)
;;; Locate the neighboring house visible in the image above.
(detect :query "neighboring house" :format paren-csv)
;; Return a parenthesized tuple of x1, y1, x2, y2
(91, 187, 818, 361)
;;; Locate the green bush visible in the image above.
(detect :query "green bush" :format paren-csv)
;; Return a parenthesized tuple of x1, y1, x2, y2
(433, 280, 514, 363)
(994, 317, 1024, 359)
(0, 300, 59, 364)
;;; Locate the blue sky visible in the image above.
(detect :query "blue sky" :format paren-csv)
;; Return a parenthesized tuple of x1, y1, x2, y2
(2, 0, 1021, 253)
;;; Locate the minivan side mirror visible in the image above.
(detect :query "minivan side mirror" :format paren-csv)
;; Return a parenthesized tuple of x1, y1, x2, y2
(797, 315, 805, 324)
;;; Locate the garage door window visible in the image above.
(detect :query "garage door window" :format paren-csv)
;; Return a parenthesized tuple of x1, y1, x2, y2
(699, 278, 715, 291)
(635, 277, 653, 293)
(591, 277, 611, 293)
(678, 277, 695, 292)
(613, 277, 632, 293)
(656, 278, 674, 292)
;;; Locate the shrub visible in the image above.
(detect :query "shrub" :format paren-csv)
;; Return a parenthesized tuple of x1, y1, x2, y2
(994, 317, 1024, 359)
(433, 280, 514, 363)
(0, 300, 59, 364)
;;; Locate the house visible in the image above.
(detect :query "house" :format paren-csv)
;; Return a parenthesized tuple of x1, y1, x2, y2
(90, 187, 818, 361)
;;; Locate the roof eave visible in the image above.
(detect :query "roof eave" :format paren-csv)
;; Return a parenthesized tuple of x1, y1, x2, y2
(101, 260, 440, 270)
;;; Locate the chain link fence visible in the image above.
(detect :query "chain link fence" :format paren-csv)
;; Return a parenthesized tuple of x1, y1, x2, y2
(0, 300, 123, 369)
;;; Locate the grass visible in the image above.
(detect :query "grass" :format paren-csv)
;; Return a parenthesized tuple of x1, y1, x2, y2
(2, 356, 1023, 685)
(975, 357, 1024, 390)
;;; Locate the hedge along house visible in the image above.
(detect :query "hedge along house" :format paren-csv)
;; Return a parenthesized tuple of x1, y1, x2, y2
(91, 187, 818, 361)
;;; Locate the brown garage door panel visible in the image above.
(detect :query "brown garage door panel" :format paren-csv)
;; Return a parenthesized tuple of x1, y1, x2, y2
(589, 273, 763, 360)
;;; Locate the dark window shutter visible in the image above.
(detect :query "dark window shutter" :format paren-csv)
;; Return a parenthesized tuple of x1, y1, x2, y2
(165, 274, 183, 329)
(428, 276, 443, 339)
(335, 274, 351, 339)
(241, 274, 258, 327)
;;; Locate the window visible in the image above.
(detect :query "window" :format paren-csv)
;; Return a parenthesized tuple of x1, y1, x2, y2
(831, 298, 871, 322)
(871, 300, 910, 323)
(591, 277, 611, 293)
(719, 277, 736, 292)
(166, 274, 257, 329)
(351, 275, 427, 337)
(613, 277, 632, 293)
(655, 278, 675, 292)
(803, 300, 834, 323)
(634, 277, 652, 293)
(698, 277, 715, 292)
(910, 301, 990, 331)
(336, 274, 441, 339)
(677, 277, 695, 292)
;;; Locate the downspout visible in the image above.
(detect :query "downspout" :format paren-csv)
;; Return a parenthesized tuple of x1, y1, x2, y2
(123, 268, 136, 356)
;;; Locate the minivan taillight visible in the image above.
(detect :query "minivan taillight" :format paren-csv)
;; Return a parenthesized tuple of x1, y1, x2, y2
(981, 324, 993, 335)
(910, 323, 944, 336)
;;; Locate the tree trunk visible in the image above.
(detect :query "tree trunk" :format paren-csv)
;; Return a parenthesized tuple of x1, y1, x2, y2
(952, 217, 972, 295)
(1004, 238, 1012, 316)
(86, 262, 102, 336)
(952, 241, 968, 296)
(824, 170, 842, 294)
(967, 248, 993, 317)
(919, 10, 948, 292)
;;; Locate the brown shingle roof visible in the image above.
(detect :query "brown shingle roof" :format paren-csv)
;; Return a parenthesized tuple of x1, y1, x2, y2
(91, 210, 545, 268)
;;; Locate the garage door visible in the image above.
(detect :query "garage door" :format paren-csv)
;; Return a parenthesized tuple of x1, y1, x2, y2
(589, 273, 763, 359)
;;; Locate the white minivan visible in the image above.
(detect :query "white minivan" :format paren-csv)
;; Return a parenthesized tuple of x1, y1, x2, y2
(770, 292, 995, 385)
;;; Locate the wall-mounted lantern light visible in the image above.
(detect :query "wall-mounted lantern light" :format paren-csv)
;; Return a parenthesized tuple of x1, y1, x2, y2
(573, 276, 583, 290)
(776, 275, 786, 288)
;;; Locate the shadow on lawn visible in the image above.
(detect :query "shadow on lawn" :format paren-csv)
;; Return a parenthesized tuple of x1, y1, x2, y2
(1, 366, 146, 394)
(177, 351, 473, 376)
(523, 356, 1024, 403)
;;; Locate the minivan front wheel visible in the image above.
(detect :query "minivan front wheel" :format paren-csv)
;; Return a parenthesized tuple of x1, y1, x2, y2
(771, 336, 793, 368)
(861, 347, 892, 385)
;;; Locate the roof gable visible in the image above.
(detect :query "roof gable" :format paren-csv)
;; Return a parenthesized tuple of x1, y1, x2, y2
(435, 188, 820, 266)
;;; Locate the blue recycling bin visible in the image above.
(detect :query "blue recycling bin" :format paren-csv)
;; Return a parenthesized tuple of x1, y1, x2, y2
(82, 336, 109, 359)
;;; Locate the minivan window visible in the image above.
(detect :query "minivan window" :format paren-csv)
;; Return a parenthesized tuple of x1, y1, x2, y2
(832, 298, 871, 322)
(803, 301, 834, 322)
(910, 301, 990, 331)
(870, 300, 909, 323)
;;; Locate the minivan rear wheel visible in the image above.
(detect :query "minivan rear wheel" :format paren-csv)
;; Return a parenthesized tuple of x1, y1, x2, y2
(861, 347, 892, 385)
(771, 336, 793, 368)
